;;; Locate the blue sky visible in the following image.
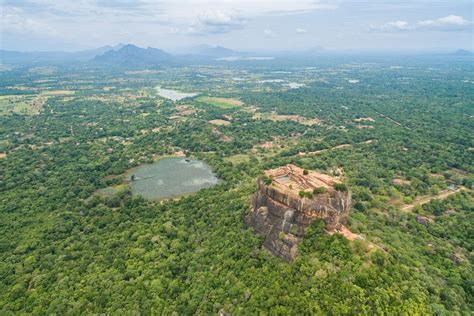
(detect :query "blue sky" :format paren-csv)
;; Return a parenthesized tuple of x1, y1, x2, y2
(1, 0, 472, 52)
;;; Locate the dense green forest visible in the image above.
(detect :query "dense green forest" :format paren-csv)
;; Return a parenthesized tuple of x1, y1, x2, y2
(0, 56, 473, 314)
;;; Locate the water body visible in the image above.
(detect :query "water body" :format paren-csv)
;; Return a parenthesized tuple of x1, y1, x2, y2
(216, 56, 274, 61)
(127, 157, 219, 200)
(155, 86, 198, 101)
(287, 82, 305, 89)
(347, 79, 360, 84)
(259, 79, 286, 83)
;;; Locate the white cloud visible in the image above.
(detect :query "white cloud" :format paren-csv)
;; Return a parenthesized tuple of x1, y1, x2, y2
(417, 15, 471, 31)
(186, 10, 247, 35)
(263, 29, 277, 38)
(159, 0, 335, 20)
(371, 15, 472, 33)
(164, 0, 334, 35)
(296, 28, 308, 34)
(369, 20, 412, 32)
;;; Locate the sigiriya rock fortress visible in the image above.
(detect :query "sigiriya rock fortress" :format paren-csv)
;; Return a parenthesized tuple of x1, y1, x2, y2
(246, 164, 352, 261)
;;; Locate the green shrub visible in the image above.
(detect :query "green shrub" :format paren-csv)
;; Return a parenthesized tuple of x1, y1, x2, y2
(278, 231, 286, 240)
(313, 186, 327, 194)
(334, 183, 348, 192)
(299, 190, 313, 198)
(263, 176, 272, 185)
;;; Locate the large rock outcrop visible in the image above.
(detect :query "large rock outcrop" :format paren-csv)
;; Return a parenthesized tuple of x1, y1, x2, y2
(245, 164, 351, 261)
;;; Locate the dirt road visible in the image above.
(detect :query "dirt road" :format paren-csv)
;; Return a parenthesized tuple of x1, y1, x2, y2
(400, 187, 465, 212)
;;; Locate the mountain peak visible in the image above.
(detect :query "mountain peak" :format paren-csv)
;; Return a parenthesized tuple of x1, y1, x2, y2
(454, 49, 473, 55)
(121, 44, 139, 49)
(93, 44, 172, 67)
(188, 44, 237, 57)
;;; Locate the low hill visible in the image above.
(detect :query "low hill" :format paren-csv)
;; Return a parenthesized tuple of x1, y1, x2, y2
(190, 45, 238, 57)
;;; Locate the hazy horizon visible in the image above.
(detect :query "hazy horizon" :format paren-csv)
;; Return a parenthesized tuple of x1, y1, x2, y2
(1, 0, 473, 53)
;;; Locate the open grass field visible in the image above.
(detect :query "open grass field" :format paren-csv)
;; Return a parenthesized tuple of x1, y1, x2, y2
(196, 96, 243, 108)
(224, 153, 250, 164)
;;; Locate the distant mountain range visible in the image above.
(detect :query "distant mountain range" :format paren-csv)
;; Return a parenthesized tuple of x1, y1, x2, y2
(0, 43, 238, 66)
(453, 49, 474, 56)
(92, 44, 172, 67)
(0, 44, 125, 64)
(185, 44, 239, 58)
(1, 44, 471, 67)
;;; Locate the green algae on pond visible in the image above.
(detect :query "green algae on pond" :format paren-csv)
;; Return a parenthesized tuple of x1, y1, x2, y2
(95, 185, 123, 197)
(126, 157, 219, 200)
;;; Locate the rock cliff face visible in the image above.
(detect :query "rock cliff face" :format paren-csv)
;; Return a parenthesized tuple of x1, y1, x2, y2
(245, 165, 351, 261)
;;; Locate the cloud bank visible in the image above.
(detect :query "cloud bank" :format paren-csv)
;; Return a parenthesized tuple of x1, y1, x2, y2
(186, 10, 248, 35)
(0, 1, 471, 51)
(417, 15, 471, 31)
(371, 15, 472, 32)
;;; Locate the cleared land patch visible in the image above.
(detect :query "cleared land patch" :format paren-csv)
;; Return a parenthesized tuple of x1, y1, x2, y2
(40, 90, 75, 96)
(197, 96, 243, 108)
(354, 117, 375, 122)
(253, 112, 320, 126)
(209, 119, 231, 126)
(393, 178, 412, 186)
(0, 95, 46, 115)
(176, 105, 198, 116)
(330, 225, 363, 241)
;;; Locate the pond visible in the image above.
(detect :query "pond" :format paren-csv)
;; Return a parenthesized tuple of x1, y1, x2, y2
(126, 157, 219, 200)
(287, 82, 305, 89)
(155, 86, 198, 101)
